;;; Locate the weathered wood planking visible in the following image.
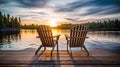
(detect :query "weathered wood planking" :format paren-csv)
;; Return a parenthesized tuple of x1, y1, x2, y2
(0, 48, 120, 67)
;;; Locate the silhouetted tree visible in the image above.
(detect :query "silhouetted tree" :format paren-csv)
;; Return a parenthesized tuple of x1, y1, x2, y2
(0, 12, 21, 30)
(0, 12, 5, 28)
(83, 19, 120, 31)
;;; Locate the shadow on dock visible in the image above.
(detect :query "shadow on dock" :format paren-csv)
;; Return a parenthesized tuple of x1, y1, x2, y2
(0, 48, 120, 67)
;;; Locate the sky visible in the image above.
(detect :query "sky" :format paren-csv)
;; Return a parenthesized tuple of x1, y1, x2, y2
(0, 0, 120, 25)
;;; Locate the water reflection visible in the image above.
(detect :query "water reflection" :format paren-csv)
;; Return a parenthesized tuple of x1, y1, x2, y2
(0, 31, 21, 45)
(0, 29, 120, 53)
(52, 29, 120, 53)
(86, 31, 120, 53)
(0, 31, 21, 50)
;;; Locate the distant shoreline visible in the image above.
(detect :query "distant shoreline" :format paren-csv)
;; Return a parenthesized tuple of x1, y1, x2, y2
(20, 28, 120, 31)
(0, 28, 20, 32)
(1, 28, 120, 31)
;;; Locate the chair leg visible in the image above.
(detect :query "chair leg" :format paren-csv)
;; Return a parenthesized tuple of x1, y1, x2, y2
(51, 46, 55, 57)
(69, 47, 72, 56)
(35, 45, 42, 55)
(80, 47, 83, 51)
(67, 44, 69, 51)
(57, 43, 59, 52)
(83, 46, 89, 56)
(44, 47, 46, 51)
(67, 41, 69, 51)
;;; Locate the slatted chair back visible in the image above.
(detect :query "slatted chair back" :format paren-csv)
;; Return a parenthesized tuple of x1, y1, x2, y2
(70, 25, 88, 47)
(37, 25, 54, 47)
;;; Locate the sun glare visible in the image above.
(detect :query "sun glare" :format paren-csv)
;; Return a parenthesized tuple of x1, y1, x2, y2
(48, 20, 58, 27)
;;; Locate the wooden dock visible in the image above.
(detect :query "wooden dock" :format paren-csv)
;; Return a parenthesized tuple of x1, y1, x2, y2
(0, 48, 120, 67)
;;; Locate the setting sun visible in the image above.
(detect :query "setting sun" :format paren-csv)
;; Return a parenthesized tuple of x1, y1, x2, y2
(48, 20, 58, 27)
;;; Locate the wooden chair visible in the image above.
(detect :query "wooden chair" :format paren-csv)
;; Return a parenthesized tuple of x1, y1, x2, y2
(65, 25, 89, 56)
(35, 25, 60, 55)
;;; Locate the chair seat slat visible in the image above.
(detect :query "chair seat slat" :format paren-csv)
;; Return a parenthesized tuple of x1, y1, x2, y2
(35, 25, 60, 55)
(65, 25, 89, 56)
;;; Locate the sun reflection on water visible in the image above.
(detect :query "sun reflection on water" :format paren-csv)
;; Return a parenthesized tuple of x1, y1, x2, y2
(0, 29, 120, 53)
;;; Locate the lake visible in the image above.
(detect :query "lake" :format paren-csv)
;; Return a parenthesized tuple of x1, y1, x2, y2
(0, 29, 120, 53)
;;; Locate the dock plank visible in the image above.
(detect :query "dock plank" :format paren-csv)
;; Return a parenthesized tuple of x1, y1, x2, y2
(0, 48, 120, 67)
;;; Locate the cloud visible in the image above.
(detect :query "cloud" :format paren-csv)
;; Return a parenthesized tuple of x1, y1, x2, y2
(29, 12, 48, 15)
(65, 18, 79, 22)
(55, 0, 120, 15)
(14, 11, 49, 19)
(79, 6, 120, 16)
(0, 0, 120, 24)
(14, 0, 49, 8)
(64, 17, 98, 23)
(55, 0, 89, 12)
(0, 0, 49, 8)
(0, 0, 11, 4)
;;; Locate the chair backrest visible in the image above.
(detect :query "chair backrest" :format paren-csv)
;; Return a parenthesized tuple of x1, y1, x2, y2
(70, 25, 88, 47)
(37, 25, 54, 47)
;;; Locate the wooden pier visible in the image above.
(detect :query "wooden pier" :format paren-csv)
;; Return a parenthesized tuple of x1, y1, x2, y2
(0, 48, 120, 67)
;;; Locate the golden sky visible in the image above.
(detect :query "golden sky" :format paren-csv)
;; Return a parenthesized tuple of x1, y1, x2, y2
(0, 0, 120, 25)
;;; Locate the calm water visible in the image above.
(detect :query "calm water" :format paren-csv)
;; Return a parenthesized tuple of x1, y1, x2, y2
(0, 29, 120, 53)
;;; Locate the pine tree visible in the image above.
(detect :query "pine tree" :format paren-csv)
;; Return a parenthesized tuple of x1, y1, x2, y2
(6, 14, 10, 27)
(3, 14, 7, 28)
(0, 12, 5, 28)
(0, 12, 21, 30)
(10, 16, 14, 28)
(14, 17, 19, 28)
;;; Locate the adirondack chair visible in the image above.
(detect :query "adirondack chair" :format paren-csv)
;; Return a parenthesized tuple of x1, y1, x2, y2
(65, 25, 89, 56)
(35, 25, 60, 55)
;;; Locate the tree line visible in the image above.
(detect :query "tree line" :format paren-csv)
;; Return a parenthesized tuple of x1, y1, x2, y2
(0, 12, 21, 30)
(21, 24, 38, 29)
(20, 18, 120, 31)
(82, 19, 120, 31)
(52, 24, 76, 29)
(51, 19, 120, 31)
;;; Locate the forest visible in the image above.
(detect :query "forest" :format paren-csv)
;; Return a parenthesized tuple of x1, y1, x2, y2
(82, 19, 120, 31)
(52, 19, 120, 31)
(21, 24, 38, 29)
(0, 12, 21, 31)
(21, 19, 120, 31)
(0, 12, 120, 31)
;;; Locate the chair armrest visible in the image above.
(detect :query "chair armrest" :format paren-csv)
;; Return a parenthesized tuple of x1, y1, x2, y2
(85, 36, 89, 38)
(53, 35, 60, 40)
(64, 34, 89, 40)
(36, 35, 60, 39)
(69, 36, 89, 38)
(36, 36, 40, 38)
